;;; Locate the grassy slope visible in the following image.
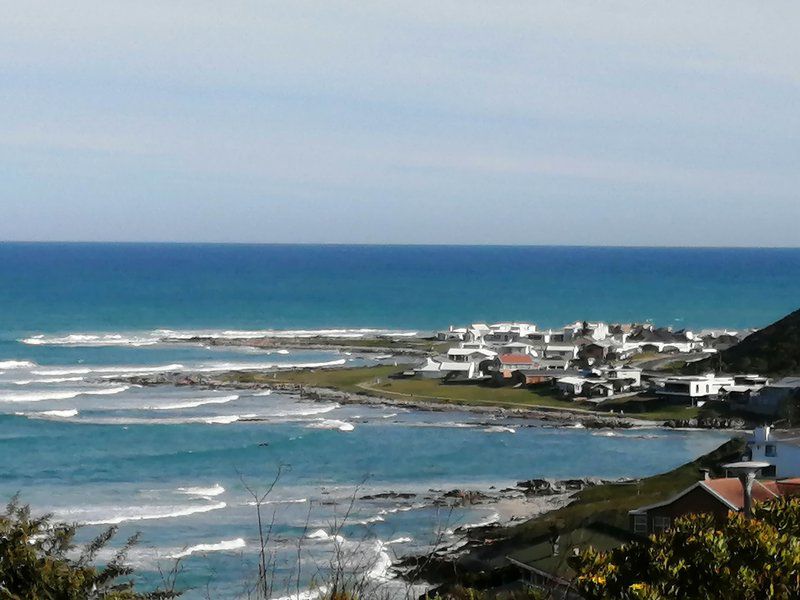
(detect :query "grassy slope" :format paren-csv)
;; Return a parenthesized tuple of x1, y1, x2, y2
(452, 437, 745, 580)
(223, 365, 701, 420)
(688, 307, 800, 375)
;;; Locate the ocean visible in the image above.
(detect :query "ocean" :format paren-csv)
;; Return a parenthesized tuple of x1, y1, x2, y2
(1, 243, 796, 598)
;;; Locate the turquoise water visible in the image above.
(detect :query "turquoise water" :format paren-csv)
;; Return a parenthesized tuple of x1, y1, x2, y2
(1, 243, 787, 597)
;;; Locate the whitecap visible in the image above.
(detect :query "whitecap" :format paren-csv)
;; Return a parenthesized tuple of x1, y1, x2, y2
(177, 484, 225, 497)
(0, 390, 82, 403)
(81, 385, 130, 396)
(483, 426, 516, 434)
(152, 395, 238, 410)
(170, 537, 245, 558)
(261, 498, 308, 505)
(254, 389, 273, 396)
(306, 419, 354, 432)
(305, 529, 345, 543)
(79, 501, 227, 525)
(20, 333, 160, 347)
(270, 586, 329, 600)
(0, 360, 37, 369)
(385, 536, 413, 545)
(353, 515, 385, 525)
(38, 409, 79, 418)
(272, 403, 339, 417)
(203, 415, 240, 425)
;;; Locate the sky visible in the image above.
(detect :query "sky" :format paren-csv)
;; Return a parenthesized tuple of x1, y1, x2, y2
(1, 1, 799, 246)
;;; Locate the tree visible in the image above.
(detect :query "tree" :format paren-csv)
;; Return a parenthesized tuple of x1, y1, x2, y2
(0, 496, 180, 599)
(570, 497, 800, 599)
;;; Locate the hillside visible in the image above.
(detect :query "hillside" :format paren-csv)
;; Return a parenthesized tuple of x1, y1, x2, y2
(692, 307, 800, 375)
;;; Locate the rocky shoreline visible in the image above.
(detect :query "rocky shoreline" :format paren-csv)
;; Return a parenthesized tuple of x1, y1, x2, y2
(161, 335, 432, 356)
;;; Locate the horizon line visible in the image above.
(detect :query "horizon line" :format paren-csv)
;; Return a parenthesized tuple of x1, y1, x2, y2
(1, 240, 800, 250)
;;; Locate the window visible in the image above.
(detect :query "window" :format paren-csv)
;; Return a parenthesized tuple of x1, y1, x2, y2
(766, 444, 777, 457)
(653, 516, 671, 532)
(633, 514, 647, 535)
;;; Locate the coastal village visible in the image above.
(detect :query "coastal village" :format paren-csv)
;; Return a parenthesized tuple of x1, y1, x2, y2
(381, 313, 800, 597)
(397, 319, 797, 417)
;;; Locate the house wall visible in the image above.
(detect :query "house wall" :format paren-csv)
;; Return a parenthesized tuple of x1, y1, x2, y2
(749, 440, 800, 478)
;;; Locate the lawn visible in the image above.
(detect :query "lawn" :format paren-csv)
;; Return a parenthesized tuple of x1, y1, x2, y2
(224, 365, 706, 421)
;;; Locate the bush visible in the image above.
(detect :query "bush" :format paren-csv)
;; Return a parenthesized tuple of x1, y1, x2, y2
(570, 497, 800, 599)
(0, 496, 180, 599)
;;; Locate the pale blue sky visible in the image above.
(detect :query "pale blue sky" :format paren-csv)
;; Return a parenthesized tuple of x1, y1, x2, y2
(1, 1, 799, 245)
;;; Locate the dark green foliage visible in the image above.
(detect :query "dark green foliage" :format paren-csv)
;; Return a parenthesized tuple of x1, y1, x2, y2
(0, 496, 180, 599)
(570, 496, 800, 599)
(692, 307, 800, 375)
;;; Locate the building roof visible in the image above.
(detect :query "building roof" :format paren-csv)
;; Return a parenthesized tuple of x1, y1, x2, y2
(448, 347, 495, 357)
(498, 353, 534, 365)
(631, 477, 800, 515)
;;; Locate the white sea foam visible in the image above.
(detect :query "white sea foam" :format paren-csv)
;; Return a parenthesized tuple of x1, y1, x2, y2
(0, 360, 37, 369)
(353, 515, 385, 525)
(31, 364, 183, 377)
(1, 385, 129, 402)
(170, 537, 245, 558)
(305, 529, 345, 543)
(177, 484, 225, 497)
(38, 409, 79, 418)
(483, 426, 516, 434)
(272, 403, 339, 417)
(254, 389, 273, 396)
(152, 395, 239, 410)
(306, 419, 354, 432)
(191, 359, 346, 373)
(13, 376, 85, 385)
(367, 540, 393, 581)
(203, 415, 240, 424)
(80, 501, 227, 525)
(262, 498, 308, 505)
(270, 586, 329, 600)
(1, 390, 82, 403)
(21, 333, 160, 347)
(82, 385, 130, 396)
(592, 431, 618, 437)
(385, 536, 413, 545)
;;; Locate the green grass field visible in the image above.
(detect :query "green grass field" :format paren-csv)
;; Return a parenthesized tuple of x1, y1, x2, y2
(223, 364, 704, 421)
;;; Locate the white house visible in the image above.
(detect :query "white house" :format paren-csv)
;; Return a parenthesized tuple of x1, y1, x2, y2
(747, 426, 800, 478)
(600, 365, 643, 388)
(556, 376, 614, 399)
(652, 374, 735, 405)
(497, 341, 538, 356)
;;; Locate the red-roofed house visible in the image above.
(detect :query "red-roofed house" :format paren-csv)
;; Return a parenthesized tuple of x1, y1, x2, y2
(629, 477, 800, 536)
(492, 354, 535, 380)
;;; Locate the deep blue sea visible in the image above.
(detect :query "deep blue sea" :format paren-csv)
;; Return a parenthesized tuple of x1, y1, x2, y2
(1, 243, 796, 598)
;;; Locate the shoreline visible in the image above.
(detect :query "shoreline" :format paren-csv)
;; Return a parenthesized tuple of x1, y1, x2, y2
(119, 370, 657, 429)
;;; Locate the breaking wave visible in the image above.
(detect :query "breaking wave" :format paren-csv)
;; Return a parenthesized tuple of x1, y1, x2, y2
(0, 360, 37, 369)
(177, 484, 225, 497)
(76, 501, 228, 525)
(152, 395, 239, 410)
(170, 537, 246, 558)
(20, 327, 420, 348)
(38, 409, 79, 418)
(306, 419, 354, 432)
